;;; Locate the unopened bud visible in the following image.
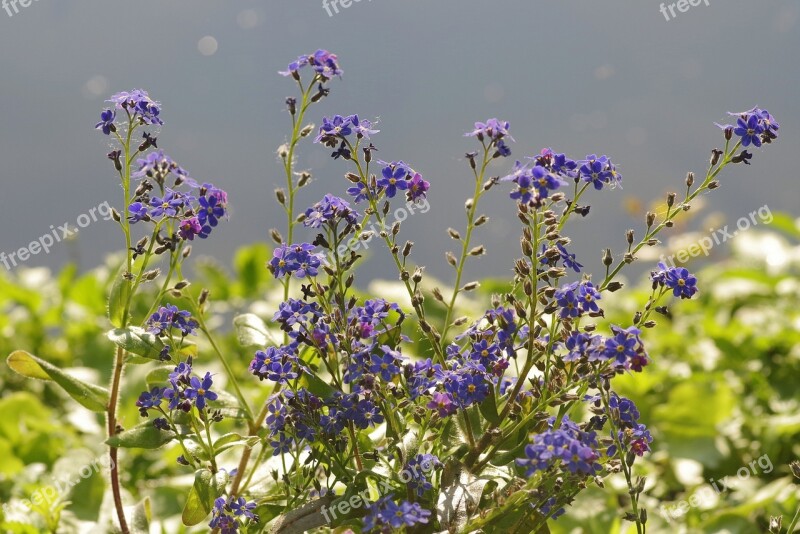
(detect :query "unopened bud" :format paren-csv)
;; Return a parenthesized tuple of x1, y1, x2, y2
(686, 172, 695, 188)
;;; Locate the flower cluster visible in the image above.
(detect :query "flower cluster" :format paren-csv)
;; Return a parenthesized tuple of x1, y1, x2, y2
(280, 49, 343, 80)
(303, 194, 360, 228)
(717, 106, 780, 148)
(578, 154, 622, 190)
(516, 416, 602, 477)
(98, 89, 163, 128)
(209, 496, 259, 533)
(374, 161, 430, 202)
(262, 388, 386, 455)
(651, 262, 699, 299)
(135, 358, 219, 427)
(404, 453, 441, 497)
(146, 305, 198, 338)
(555, 280, 602, 319)
(248, 345, 301, 384)
(587, 393, 653, 458)
(466, 118, 514, 157)
(562, 325, 650, 372)
(268, 243, 326, 278)
(363, 495, 432, 533)
(314, 114, 378, 151)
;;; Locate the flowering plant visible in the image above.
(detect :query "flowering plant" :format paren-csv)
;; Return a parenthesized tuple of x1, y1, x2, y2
(5, 50, 783, 533)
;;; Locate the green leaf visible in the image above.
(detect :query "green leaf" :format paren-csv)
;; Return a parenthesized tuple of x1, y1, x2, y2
(105, 421, 175, 449)
(233, 313, 271, 348)
(6, 350, 109, 412)
(107, 327, 166, 361)
(182, 469, 228, 526)
(479, 389, 501, 425)
(129, 497, 152, 534)
(107, 267, 132, 328)
(211, 433, 259, 456)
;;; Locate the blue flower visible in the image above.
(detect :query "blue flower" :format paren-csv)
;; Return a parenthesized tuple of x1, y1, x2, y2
(135, 387, 164, 417)
(95, 109, 116, 135)
(510, 173, 535, 204)
(209, 496, 259, 533)
(651, 262, 698, 299)
(734, 113, 764, 148)
(269, 243, 325, 279)
(516, 416, 601, 477)
(185, 372, 218, 410)
(369, 349, 401, 381)
(378, 163, 410, 199)
(363, 495, 431, 533)
(531, 165, 567, 198)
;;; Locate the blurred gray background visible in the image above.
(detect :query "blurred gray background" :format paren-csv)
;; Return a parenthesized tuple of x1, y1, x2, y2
(0, 0, 797, 285)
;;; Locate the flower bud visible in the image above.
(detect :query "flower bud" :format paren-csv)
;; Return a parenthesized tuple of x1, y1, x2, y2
(602, 248, 613, 267)
(275, 188, 286, 205)
(666, 192, 676, 209)
(646, 212, 656, 228)
(626, 229, 634, 245)
(447, 228, 461, 240)
(462, 281, 479, 292)
(686, 172, 695, 188)
(299, 124, 315, 138)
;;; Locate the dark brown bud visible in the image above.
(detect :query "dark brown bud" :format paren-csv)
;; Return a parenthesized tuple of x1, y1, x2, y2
(686, 172, 695, 188)
(447, 228, 461, 240)
(603, 248, 613, 267)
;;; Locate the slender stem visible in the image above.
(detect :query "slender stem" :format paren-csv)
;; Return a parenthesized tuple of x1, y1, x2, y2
(229, 400, 271, 498)
(785, 503, 800, 533)
(193, 313, 254, 423)
(600, 142, 741, 291)
(107, 346, 130, 534)
(440, 145, 491, 345)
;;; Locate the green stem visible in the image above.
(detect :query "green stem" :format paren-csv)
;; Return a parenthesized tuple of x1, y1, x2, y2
(440, 145, 492, 345)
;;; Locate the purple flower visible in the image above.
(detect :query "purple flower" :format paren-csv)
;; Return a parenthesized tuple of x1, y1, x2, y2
(95, 109, 116, 135)
(406, 172, 430, 202)
(132, 150, 190, 184)
(107, 89, 163, 126)
(269, 243, 325, 279)
(178, 217, 202, 240)
(185, 372, 218, 410)
(427, 392, 455, 417)
(303, 194, 359, 228)
(147, 305, 198, 336)
(466, 118, 513, 143)
(149, 190, 184, 218)
(128, 202, 149, 223)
